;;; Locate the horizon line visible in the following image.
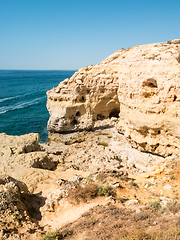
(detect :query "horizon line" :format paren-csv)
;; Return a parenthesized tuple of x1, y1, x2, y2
(0, 69, 78, 71)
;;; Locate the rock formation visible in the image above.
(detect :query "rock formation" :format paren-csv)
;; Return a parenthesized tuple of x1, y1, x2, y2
(47, 39, 180, 157)
(117, 39, 180, 157)
(0, 175, 41, 239)
(47, 63, 120, 133)
(0, 133, 59, 192)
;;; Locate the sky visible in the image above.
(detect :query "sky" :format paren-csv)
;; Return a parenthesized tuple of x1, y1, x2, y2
(0, 0, 179, 70)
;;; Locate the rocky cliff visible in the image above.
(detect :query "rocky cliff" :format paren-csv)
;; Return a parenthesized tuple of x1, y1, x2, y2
(47, 39, 180, 157)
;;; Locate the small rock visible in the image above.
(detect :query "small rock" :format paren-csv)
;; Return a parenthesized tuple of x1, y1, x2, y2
(110, 181, 121, 188)
(68, 174, 84, 182)
(163, 184, 172, 191)
(125, 199, 139, 206)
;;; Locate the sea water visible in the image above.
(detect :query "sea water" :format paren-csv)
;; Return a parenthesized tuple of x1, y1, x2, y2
(0, 70, 75, 143)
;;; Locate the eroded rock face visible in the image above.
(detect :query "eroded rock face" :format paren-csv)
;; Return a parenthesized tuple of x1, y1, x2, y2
(47, 39, 180, 157)
(0, 133, 59, 192)
(0, 133, 40, 158)
(0, 175, 40, 239)
(47, 63, 120, 133)
(117, 40, 180, 157)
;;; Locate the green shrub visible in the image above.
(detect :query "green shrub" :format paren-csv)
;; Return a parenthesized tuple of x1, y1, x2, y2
(39, 229, 72, 240)
(147, 183, 153, 188)
(97, 142, 108, 147)
(150, 200, 161, 212)
(97, 185, 116, 197)
(67, 184, 98, 204)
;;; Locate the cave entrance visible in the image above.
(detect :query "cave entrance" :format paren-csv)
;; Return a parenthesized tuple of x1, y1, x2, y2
(109, 108, 120, 118)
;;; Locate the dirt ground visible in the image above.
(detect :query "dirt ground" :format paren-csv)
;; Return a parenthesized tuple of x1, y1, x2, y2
(36, 159, 180, 240)
(2, 129, 180, 240)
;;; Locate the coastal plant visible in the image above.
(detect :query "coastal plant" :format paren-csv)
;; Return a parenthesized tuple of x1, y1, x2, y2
(97, 184, 116, 197)
(95, 132, 109, 136)
(130, 181, 139, 188)
(147, 183, 153, 188)
(170, 175, 175, 180)
(13, 213, 22, 220)
(86, 177, 93, 183)
(110, 172, 117, 177)
(150, 200, 161, 212)
(166, 201, 180, 214)
(67, 184, 98, 204)
(119, 227, 180, 240)
(39, 229, 72, 240)
(67, 183, 116, 204)
(119, 176, 130, 182)
(97, 142, 108, 147)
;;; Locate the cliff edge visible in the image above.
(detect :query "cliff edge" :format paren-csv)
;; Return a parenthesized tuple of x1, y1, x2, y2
(47, 39, 180, 157)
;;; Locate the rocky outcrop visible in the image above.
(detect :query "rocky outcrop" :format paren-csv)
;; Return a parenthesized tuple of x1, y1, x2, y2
(47, 39, 180, 157)
(117, 39, 180, 157)
(0, 175, 41, 240)
(0, 133, 40, 158)
(0, 133, 59, 192)
(47, 63, 120, 133)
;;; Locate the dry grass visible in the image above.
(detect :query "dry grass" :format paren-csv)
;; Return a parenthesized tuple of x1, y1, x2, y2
(67, 183, 116, 204)
(96, 172, 107, 182)
(67, 184, 98, 204)
(118, 228, 180, 240)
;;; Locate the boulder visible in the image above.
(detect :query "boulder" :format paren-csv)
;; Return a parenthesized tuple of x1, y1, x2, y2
(0, 134, 59, 192)
(0, 176, 40, 239)
(0, 133, 40, 158)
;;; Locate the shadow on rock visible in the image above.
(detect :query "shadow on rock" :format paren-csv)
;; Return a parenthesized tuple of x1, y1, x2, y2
(21, 192, 46, 221)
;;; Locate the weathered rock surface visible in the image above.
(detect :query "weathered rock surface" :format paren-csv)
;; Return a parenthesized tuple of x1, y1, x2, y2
(1, 130, 180, 239)
(117, 40, 180, 157)
(1, 39, 180, 239)
(0, 175, 41, 240)
(47, 39, 180, 157)
(0, 133, 59, 192)
(0, 133, 40, 158)
(47, 64, 120, 133)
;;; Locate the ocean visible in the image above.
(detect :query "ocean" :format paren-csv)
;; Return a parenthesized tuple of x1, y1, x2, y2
(0, 70, 75, 143)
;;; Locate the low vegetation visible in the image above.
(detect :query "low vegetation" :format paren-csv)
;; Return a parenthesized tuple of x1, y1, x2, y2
(95, 132, 109, 136)
(39, 229, 73, 240)
(97, 142, 108, 147)
(96, 172, 107, 182)
(119, 228, 180, 240)
(67, 183, 116, 204)
(150, 200, 161, 212)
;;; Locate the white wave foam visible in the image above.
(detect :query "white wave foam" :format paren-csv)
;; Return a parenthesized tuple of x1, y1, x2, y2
(0, 91, 43, 103)
(0, 96, 46, 114)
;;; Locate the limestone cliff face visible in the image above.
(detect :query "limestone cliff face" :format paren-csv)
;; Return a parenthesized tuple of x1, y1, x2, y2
(47, 39, 180, 157)
(117, 39, 180, 157)
(47, 60, 120, 133)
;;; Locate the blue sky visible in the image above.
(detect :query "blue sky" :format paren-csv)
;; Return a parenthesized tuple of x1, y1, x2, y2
(0, 0, 179, 70)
